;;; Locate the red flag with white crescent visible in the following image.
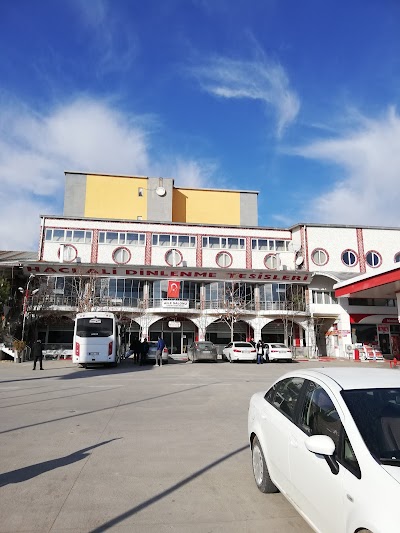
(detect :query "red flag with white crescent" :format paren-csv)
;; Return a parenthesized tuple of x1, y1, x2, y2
(167, 280, 180, 298)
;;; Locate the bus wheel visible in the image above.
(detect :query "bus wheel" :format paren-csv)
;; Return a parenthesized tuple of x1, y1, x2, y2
(79, 364, 87, 368)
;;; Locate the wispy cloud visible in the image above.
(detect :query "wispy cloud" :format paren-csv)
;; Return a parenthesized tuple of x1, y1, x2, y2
(190, 53, 300, 138)
(293, 106, 400, 226)
(71, 0, 138, 75)
(0, 97, 219, 250)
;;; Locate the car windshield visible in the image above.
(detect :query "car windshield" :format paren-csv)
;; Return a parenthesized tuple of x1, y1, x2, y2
(270, 344, 288, 349)
(234, 343, 252, 347)
(76, 318, 113, 337)
(342, 388, 400, 465)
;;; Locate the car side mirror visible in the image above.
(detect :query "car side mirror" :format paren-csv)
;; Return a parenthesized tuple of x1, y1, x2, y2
(305, 435, 339, 475)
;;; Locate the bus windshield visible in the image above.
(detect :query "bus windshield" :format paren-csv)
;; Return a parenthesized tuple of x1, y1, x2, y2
(76, 318, 113, 338)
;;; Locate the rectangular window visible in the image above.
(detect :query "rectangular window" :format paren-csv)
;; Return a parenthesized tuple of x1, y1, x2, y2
(152, 235, 158, 245)
(228, 238, 238, 249)
(190, 236, 196, 247)
(53, 230, 65, 241)
(106, 232, 118, 244)
(65, 230, 73, 242)
(209, 237, 220, 248)
(252, 239, 257, 250)
(73, 230, 85, 243)
(99, 232, 105, 244)
(127, 233, 138, 245)
(85, 231, 92, 243)
(276, 240, 286, 252)
(45, 229, 52, 240)
(178, 235, 189, 247)
(159, 235, 170, 246)
(202, 237, 208, 248)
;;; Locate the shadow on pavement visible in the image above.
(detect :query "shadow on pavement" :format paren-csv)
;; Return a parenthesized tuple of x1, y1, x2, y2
(0, 439, 120, 487)
(90, 444, 249, 532)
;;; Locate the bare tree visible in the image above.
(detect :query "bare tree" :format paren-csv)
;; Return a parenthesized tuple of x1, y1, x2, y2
(276, 284, 307, 346)
(214, 282, 251, 342)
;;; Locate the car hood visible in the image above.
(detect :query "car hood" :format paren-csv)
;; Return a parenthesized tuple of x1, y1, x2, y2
(382, 465, 400, 484)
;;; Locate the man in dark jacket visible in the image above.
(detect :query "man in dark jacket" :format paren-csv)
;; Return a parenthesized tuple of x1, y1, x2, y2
(140, 338, 149, 366)
(156, 336, 165, 366)
(32, 339, 44, 370)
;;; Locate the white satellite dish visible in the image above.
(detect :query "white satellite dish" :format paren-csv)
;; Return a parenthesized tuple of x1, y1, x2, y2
(295, 256, 304, 266)
(156, 186, 166, 197)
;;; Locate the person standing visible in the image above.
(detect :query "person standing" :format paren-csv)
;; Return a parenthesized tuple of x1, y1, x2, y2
(156, 336, 165, 366)
(256, 340, 264, 365)
(140, 338, 149, 366)
(32, 339, 44, 370)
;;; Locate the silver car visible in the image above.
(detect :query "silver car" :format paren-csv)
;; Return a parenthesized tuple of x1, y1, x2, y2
(146, 341, 169, 364)
(187, 341, 218, 362)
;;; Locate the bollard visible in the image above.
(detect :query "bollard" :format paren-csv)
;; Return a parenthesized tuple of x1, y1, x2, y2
(354, 348, 360, 361)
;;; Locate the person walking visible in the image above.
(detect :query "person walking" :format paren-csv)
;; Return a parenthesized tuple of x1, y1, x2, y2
(256, 340, 264, 365)
(156, 336, 165, 366)
(32, 339, 44, 370)
(140, 338, 149, 366)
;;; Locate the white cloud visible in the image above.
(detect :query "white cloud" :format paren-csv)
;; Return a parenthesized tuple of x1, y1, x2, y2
(0, 97, 218, 250)
(191, 54, 300, 137)
(71, 0, 137, 74)
(294, 107, 400, 226)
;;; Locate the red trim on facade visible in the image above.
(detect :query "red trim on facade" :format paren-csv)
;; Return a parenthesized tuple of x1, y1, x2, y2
(350, 314, 372, 323)
(356, 228, 366, 273)
(145, 232, 152, 265)
(335, 267, 400, 297)
(196, 235, 203, 267)
(246, 236, 252, 269)
(301, 226, 309, 270)
(91, 229, 99, 263)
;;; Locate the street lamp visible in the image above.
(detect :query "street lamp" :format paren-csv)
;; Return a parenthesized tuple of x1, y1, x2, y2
(18, 274, 39, 342)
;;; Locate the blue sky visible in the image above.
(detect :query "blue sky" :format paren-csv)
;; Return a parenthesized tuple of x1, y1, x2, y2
(1, 0, 400, 250)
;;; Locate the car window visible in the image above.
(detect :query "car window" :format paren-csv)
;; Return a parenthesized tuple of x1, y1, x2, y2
(235, 342, 252, 347)
(301, 381, 361, 478)
(266, 377, 305, 421)
(271, 343, 287, 349)
(226, 343, 232, 348)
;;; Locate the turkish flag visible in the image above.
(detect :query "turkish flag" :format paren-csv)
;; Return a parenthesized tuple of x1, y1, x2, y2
(167, 280, 180, 298)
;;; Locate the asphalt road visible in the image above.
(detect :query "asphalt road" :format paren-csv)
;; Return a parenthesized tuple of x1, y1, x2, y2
(0, 357, 383, 532)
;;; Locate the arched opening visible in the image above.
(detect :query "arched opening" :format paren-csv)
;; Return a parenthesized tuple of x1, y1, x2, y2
(148, 317, 197, 354)
(206, 319, 252, 346)
(262, 319, 306, 347)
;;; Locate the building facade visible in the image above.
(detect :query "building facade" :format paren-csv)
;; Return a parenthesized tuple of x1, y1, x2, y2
(4, 172, 400, 358)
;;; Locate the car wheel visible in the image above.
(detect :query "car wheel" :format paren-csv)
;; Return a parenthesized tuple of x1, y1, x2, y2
(252, 436, 278, 493)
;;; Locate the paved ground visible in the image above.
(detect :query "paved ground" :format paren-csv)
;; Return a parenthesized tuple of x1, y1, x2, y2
(0, 357, 388, 532)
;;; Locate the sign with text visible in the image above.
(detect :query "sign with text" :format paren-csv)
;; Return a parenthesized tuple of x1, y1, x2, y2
(24, 263, 312, 283)
(162, 300, 189, 308)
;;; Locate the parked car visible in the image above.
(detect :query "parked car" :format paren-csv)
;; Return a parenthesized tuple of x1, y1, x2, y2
(146, 341, 169, 364)
(248, 367, 400, 533)
(264, 342, 293, 362)
(222, 341, 256, 362)
(187, 341, 218, 362)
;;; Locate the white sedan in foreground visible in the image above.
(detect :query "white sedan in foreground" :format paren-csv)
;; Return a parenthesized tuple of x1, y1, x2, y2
(248, 367, 400, 533)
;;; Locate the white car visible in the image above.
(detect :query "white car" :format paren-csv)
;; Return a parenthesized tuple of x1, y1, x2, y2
(222, 341, 256, 362)
(248, 368, 400, 533)
(264, 342, 293, 362)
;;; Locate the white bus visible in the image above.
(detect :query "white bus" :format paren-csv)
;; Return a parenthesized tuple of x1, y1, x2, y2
(73, 312, 122, 367)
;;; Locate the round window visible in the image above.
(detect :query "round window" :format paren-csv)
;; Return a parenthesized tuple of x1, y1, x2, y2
(216, 252, 232, 268)
(264, 254, 280, 270)
(395, 252, 400, 263)
(57, 244, 77, 262)
(312, 249, 328, 266)
(165, 249, 183, 267)
(112, 247, 131, 264)
(366, 251, 381, 268)
(341, 250, 357, 266)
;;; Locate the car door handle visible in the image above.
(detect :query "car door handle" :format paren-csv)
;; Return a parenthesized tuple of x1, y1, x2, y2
(289, 437, 298, 448)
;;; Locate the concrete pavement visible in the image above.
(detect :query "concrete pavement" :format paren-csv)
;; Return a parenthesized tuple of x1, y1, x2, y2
(0, 357, 388, 532)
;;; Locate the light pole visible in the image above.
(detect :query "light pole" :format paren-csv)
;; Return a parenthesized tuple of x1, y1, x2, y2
(18, 274, 39, 342)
